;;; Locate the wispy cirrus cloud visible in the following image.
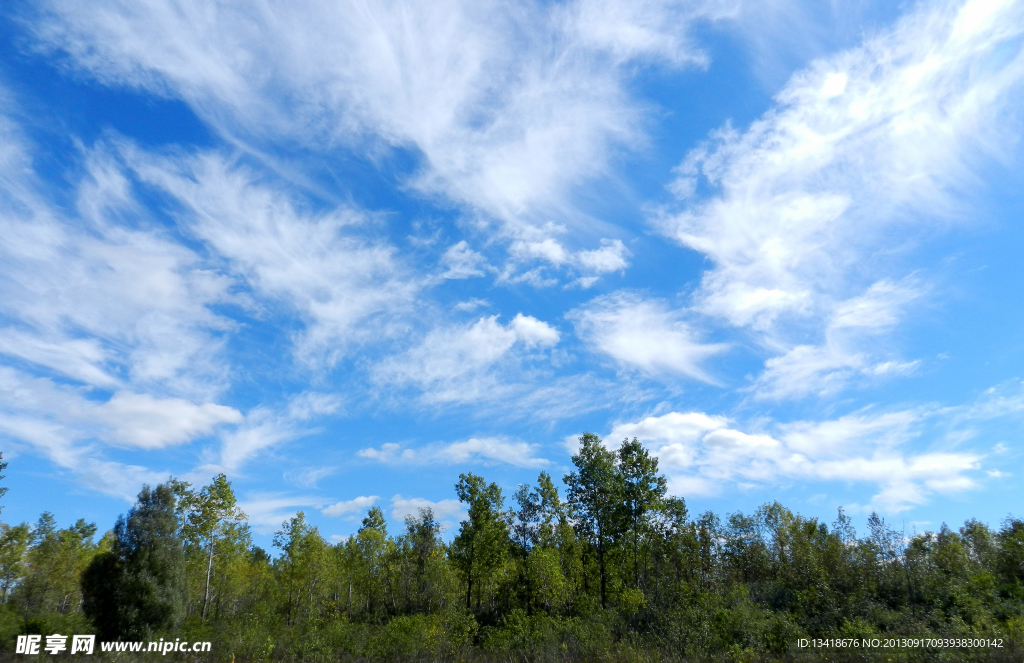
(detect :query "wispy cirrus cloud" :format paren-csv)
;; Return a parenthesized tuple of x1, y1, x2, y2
(237, 493, 323, 532)
(127, 148, 419, 366)
(0, 97, 245, 497)
(29, 0, 729, 283)
(0, 367, 224, 499)
(569, 292, 727, 383)
(206, 392, 342, 474)
(751, 279, 925, 400)
(358, 436, 550, 469)
(608, 407, 984, 512)
(0, 136, 234, 401)
(608, 377, 1024, 512)
(4, 0, 1022, 530)
(374, 314, 560, 405)
(661, 0, 1024, 399)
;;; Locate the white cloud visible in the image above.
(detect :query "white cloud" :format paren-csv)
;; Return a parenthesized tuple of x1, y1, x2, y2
(575, 238, 630, 274)
(566, 0, 735, 66)
(97, 392, 241, 449)
(753, 346, 919, 402)
(509, 313, 560, 347)
(213, 409, 301, 474)
(374, 314, 560, 404)
(390, 494, 464, 523)
(778, 409, 925, 457)
(30, 0, 731, 283)
(128, 150, 418, 365)
(440, 241, 487, 279)
(511, 238, 570, 266)
(358, 436, 549, 468)
(283, 465, 338, 489)
(608, 405, 988, 512)
(570, 292, 727, 382)
(0, 361, 252, 492)
(751, 279, 924, 399)
(611, 410, 729, 444)
(0, 331, 119, 389)
(377, 316, 516, 388)
(357, 443, 413, 464)
(0, 140, 233, 400)
(237, 493, 322, 531)
(829, 279, 923, 332)
(662, 0, 1024, 396)
(322, 495, 379, 518)
(209, 392, 340, 473)
(0, 108, 246, 496)
(287, 392, 344, 420)
(442, 437, 550, 468)
(454, 298, 490, 312)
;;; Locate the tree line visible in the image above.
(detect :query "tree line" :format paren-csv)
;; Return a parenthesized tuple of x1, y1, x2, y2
(0, 436, 1022, 661)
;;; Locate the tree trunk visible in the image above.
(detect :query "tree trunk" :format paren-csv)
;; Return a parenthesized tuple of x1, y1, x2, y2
(202, 544, 214, 620)
(634, 528, 639, 589)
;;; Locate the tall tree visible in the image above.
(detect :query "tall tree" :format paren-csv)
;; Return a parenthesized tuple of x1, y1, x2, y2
(451, 473, 509, 612)
(81, 482, 187, 640)
(180, 474, 248, 620)
(0, 522, 30, 602)
(0, 451, 8, 512)
(617, 438, 667, 591)
(512, 484, 541, 553)
(534, 472, 564, 549)
(565, 433, 622, 609)
(403, 508, 443, 613)
(273, 511, 330, 625)
(353, 506, 393, 616)
(15, 515, 97, 616)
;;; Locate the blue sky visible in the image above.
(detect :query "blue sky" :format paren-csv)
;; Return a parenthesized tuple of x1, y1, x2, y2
(1, 0, 1024, 546)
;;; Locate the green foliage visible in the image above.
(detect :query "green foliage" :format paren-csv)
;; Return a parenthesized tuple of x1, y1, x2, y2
(12, 513, 97, 626)
(451, 473, 509, 614)
(0, 442, 1021, 661)
(82, 481, 187, 640)
(0, 523, 30, 602)
(565, 433, 623, 609)
(181, 473, 250, 621)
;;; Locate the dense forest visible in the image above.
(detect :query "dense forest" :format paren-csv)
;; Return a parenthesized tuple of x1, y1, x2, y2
(0, 434, 1022, 662)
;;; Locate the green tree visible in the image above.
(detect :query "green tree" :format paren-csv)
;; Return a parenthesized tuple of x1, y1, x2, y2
(14, 514, 97, 616)
(534, 472, 564, 549)
(511, 484, 541, 553)
(352, 506, 394, 616)
(273, 511, 330, 625)
(0, 451, 8, 512)
(81, 482, 187, 639)
(565, 433, 622, 608)
(996, 517, 1024, 600)
(181, 473, 248, 620)
(452, 473, 509, 612)
(617, 437, 667, 592)
(401, 508, 445, 613)
(0, 522, 29, 602)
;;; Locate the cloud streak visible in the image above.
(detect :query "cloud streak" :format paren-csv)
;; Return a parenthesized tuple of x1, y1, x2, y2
(662, 0, 1024, 398)
(358, 436, 550, 469)
(609, 379, 1024, 512)
(30, 0, 730, 281)
(570, 292, 727, 383)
